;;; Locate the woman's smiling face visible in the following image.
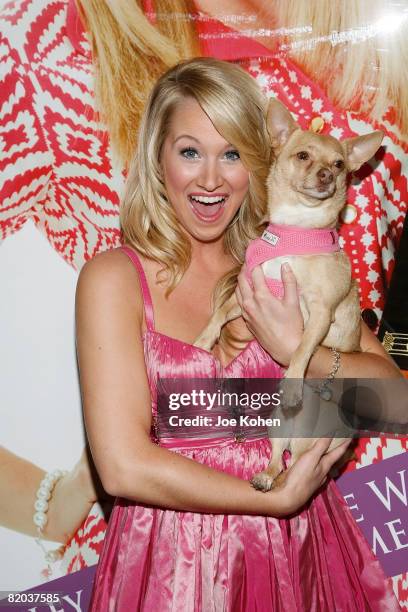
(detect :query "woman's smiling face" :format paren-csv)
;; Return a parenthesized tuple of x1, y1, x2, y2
(160, 97, 250, 243)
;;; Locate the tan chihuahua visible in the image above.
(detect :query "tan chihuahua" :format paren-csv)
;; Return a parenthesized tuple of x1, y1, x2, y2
(194, 98, 383, 491)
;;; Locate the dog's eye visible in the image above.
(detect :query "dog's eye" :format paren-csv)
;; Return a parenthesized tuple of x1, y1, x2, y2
(297, 151, 309, 160)
(334, 160, 344, 170)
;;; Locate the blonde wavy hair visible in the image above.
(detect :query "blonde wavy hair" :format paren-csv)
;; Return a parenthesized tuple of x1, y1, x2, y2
(78, 0, 199, 163)
(276, 0, 408, 139)
(121, 58, 271, 343)
(79, 0, 408, 154)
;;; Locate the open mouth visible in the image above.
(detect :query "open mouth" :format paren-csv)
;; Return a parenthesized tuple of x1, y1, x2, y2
(189, 194, 228, 222)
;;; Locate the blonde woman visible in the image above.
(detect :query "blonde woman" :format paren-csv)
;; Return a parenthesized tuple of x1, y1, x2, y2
(77, 58, 401, 611)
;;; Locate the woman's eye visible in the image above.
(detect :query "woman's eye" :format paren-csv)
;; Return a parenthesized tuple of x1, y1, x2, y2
(180, 147, 199, 159)
(224, 150, 240, 161)
(297, 151, 310, 161)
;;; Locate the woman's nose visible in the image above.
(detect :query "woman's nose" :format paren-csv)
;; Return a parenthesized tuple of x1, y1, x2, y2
(197, 160, 223, 191)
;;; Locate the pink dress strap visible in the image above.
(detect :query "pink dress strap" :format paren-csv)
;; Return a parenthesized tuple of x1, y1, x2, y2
(120, 246, 155, 331)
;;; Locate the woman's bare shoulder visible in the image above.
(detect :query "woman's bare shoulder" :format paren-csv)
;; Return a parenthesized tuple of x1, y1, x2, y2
(76, 247, 143, 321)
(78, 247, 140, 288)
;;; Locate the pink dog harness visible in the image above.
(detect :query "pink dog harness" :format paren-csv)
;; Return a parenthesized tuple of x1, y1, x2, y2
(245, 223, 340, 298)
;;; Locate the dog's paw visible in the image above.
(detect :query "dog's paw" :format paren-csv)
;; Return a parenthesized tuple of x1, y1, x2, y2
(279, 378, 303, 409)
(193, 332, 215, 351)
(250, 471, 275, 492)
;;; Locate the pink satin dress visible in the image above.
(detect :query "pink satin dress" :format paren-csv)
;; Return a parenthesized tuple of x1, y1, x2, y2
(89, 246, 399, 611)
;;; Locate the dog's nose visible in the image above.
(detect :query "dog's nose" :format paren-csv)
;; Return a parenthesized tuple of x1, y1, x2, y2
(317, 168, 334, 185)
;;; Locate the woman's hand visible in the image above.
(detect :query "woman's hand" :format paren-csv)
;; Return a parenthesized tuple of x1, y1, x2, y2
(235, 263, 303, 366)
(45, 448, 99, 543)
(279, 438, 351, 514)
(0, 447, 99, 542)
(69, 447, 99, 505)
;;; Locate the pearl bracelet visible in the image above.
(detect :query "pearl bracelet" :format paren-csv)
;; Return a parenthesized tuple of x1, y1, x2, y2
(33, 469, 68, 578)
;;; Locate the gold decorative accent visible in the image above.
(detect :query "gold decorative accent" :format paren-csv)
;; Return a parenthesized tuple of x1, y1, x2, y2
(234, 433, 245, 443)
(382, 331, 408, 356)
(310, 116, 324, 133)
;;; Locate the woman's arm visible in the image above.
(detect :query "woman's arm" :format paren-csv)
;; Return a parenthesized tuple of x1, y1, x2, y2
(76, 250, 347, 517)
(306, 323, 401, 378)
(0, 447, 97, 542)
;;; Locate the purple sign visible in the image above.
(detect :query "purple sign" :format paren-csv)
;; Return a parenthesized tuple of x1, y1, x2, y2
(1, 566, 96, 611)
(337, 451, 408, 577)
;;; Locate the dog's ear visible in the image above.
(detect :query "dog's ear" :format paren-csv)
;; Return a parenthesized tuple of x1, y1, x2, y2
(343, 131, 384, 171)
(266, 99, 298, 149)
